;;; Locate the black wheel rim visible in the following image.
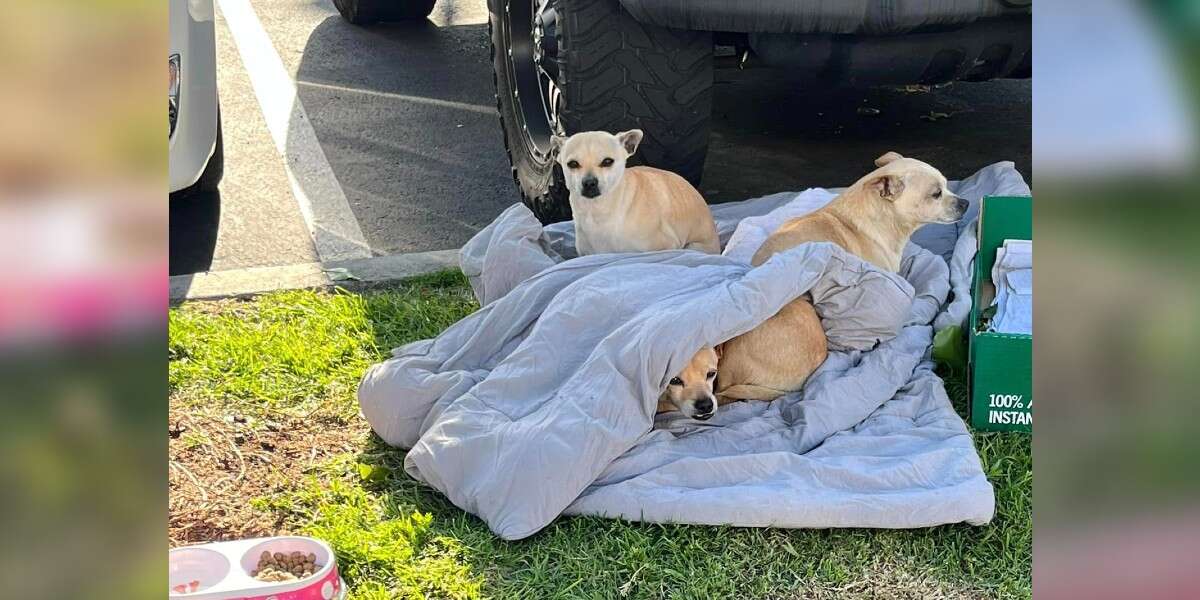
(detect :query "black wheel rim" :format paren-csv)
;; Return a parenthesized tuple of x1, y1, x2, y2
(503, 0, 563, 160)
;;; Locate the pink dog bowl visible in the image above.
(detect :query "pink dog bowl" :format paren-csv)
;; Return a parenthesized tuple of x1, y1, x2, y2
(169, 536, 345, 599)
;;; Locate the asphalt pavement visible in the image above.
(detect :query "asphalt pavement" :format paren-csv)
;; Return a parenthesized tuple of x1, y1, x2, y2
(170, 0, 1031, 277)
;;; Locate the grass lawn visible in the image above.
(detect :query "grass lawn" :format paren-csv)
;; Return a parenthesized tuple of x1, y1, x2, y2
(168, 271, 1031, 599)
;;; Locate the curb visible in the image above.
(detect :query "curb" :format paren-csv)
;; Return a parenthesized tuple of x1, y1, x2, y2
(169, 249, 460, 302)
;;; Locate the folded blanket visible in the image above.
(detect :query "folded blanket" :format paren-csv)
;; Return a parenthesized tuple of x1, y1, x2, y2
(989, 239, 1033, 334)
(360, 162, 1030, 540)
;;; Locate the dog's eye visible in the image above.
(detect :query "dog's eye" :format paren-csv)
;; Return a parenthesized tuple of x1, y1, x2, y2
(669, 377, 683, 386)
(932, 190, 942, 198)
(566, 160, 580, 170)
(600, 157, 614, 167)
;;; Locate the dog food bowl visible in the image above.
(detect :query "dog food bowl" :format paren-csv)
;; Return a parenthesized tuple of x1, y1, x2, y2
(168, 536, 345, 599)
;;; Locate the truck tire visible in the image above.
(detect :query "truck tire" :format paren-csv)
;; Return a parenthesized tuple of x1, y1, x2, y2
(490, 0, 712, 223)
(333, 0, 437, 25)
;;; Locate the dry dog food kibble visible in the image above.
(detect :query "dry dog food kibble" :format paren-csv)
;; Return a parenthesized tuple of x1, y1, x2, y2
(251, 550, 321, 582)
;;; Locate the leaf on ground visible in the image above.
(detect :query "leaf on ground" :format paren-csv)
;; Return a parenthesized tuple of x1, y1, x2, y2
(357, 462, 391, 483)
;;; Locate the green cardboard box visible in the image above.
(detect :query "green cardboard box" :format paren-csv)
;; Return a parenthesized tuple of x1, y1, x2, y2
(968, 196, 1032, 432)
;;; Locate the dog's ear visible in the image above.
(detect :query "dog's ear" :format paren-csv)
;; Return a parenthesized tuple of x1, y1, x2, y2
(868, 173, 905, 201)
(616, 129, 643, 156)
(874, 151, 904, 167)
(713, 343, 723, 360)
(550, 134, 567, 158)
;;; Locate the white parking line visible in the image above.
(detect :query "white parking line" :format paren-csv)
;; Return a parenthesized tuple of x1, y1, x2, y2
(296, 80, 496, 115)
(216, 0, 372, 262)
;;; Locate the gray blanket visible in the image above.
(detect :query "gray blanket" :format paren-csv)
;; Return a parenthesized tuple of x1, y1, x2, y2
(359, 162, 1030, 540)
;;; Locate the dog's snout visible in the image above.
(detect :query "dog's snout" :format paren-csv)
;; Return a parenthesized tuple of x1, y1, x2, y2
(694, 397, 714, 416)
(581, 175, 600, 198)
(955, 198, 968, 214)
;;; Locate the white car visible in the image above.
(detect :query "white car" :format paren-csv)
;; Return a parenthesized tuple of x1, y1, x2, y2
(169, 0, 222, 196)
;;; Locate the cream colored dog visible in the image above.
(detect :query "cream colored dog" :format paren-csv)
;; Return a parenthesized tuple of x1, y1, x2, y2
(657, 346, 720, 420)
(752, 151, 968, 270)
(660, 301, 827, 414)
(715, 299, 828, 402)
(551, 130, 720, 256)
(712, 152, 968, 407)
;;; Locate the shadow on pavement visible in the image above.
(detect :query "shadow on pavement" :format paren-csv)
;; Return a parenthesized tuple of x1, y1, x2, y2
(292, 16, 517, 256)
(704, 71, 1032, 204)
(169, 190, 220, 277)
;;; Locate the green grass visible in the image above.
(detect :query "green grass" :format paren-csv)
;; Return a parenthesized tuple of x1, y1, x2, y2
(170, 270, 1031, 599)
(169, 270, 478, 418)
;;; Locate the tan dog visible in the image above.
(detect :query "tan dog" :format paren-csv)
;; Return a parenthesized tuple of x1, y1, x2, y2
(551, 130, 720, 256)
(715, 299, 828, 402)
(657, 307, 825, 418)
(752, 151, 968, 270)
(657, 346, 720, 420)
(715, 152, 968, 406)
(658, 308, 826, 416)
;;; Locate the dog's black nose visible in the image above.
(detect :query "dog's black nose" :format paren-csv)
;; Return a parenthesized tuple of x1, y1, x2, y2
(694, 397, 714, 414)
(955, 198, 968, 213)
(581, 176, 600, 198)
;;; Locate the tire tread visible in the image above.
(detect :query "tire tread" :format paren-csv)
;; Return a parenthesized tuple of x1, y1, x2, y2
(557, 0, 712, 185)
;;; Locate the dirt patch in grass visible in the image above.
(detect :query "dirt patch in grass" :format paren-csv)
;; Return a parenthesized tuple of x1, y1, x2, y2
(168, 401, 368, 545)
(168, 277, 479, 548)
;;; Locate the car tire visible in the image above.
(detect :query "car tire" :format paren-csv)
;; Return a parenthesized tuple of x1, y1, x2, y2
(490, 0, 713, 223)
(193, 118, 224, 194)
(333, 0, 437, 25)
